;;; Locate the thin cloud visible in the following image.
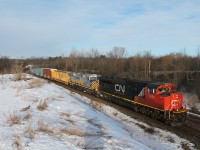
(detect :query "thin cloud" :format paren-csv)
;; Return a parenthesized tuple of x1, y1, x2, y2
(0, 0, 200, 57)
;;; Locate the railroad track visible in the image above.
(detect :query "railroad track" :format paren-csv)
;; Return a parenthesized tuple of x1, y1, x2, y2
(174, 125, 200, 148)
(187, 114, 200, 131)
(188, 112, 200, 119)
(46, 78, 200, 149)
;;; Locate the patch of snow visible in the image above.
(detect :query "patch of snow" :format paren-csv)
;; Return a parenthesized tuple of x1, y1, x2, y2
(0, 74, 195, 150)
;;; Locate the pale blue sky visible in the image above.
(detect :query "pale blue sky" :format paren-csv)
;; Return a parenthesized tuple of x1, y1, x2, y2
(0, 0, 200, 58)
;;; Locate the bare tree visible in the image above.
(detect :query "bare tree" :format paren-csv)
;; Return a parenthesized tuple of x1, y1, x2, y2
(11, 60, 26, 81)
(0, 56, 11, 73)
(69, 49, 79, 58)
(107, 47, 126, 58)
(197, 47, 200, 70)
(142, 51, 152, 80)
(87, 48, 100, 58)
(128, 53, 142, 79)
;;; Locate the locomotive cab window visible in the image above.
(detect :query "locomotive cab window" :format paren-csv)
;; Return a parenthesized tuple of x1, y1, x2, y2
(149, 88, 156, 94)
(138, 88, 145, 97)
(89, 77, 96, 81)
(158, 87, 169, 93)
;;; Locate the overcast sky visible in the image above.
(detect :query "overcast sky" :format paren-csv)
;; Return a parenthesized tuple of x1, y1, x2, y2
(0, 0, 200, 58)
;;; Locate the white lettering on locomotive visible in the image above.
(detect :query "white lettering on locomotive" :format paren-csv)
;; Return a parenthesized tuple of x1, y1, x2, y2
(115, 84, 125, 93)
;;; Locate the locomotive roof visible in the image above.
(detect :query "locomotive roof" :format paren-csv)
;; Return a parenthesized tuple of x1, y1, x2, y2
(147, 82, 164, 89)
(99, 76, 171, 88)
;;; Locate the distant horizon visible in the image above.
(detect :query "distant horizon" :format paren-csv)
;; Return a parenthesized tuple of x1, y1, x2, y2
(2, 48, 200, 59)
(0, 0, 200, 58)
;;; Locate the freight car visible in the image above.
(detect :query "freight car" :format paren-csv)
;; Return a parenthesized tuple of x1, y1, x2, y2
(33, 68, 44, 77)
(51, 70, 70, 84)
(42, 68, 100, 93)
(43, 68, 56, 79)
(31, 67, 187, 126)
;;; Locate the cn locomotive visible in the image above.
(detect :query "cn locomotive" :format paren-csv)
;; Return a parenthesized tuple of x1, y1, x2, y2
(30, 68, 187, 126)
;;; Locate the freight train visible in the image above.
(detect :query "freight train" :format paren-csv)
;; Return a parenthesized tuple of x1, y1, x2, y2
(30, 67, 187, 126)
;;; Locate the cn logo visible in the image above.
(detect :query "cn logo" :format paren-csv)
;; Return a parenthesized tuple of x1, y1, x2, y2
(115, 84, 125, 93)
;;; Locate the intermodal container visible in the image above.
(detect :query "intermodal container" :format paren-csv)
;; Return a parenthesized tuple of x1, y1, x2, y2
(43, 68, 52, 79)
(51, 70, 70, 84)
(33, 68, 43, 77)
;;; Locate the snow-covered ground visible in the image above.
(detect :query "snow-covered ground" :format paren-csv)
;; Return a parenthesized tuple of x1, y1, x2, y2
(0, 74, 195, 150)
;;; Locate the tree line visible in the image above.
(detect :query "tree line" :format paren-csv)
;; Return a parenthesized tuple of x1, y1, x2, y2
(1, 47, 200, 97)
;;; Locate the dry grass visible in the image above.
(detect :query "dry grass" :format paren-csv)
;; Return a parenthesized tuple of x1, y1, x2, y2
(166, 135, 175, 143)
(11, 61, 26, 81)
(25, 126, 36, 139)
(135, 123, 146, 129)
(13, 135, 22, 150)
(144, 127, 156, 134)
(60, 127, 104, 138)
(32, 99, 38, 103)
(23, 112, 32, 121)
(60, 128, 84, 137)
(27, 79, 47, 89)
(135, 123, 157, 134)
(58, 96, 64, 99)
(90, 101, 103, 110)
(38, 119, 54, 134)
(56, 96, 64, 101)
(13, 73, 27, 81)
(181, 142, 191, 150)
(15, 88, 21, 96)
(87, 118, 104, 129)
(77, 135, 105, 149)
(112, 111, 118, 116)
(7, 111, 21, 125)
(77, 141, 87, 148)
(65, 119, 76, 125)
(11, 62, 23, 72)
(60, 112, 71, 118)
(37, 100, 48, 111)
(74, 114, 88, 120)
(20, 105, 30, 112)
(70, 91, 75, 94)
(73, 111, 82, 117)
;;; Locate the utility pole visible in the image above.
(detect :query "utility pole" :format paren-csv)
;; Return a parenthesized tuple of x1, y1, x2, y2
(148, 60, 151, 80)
